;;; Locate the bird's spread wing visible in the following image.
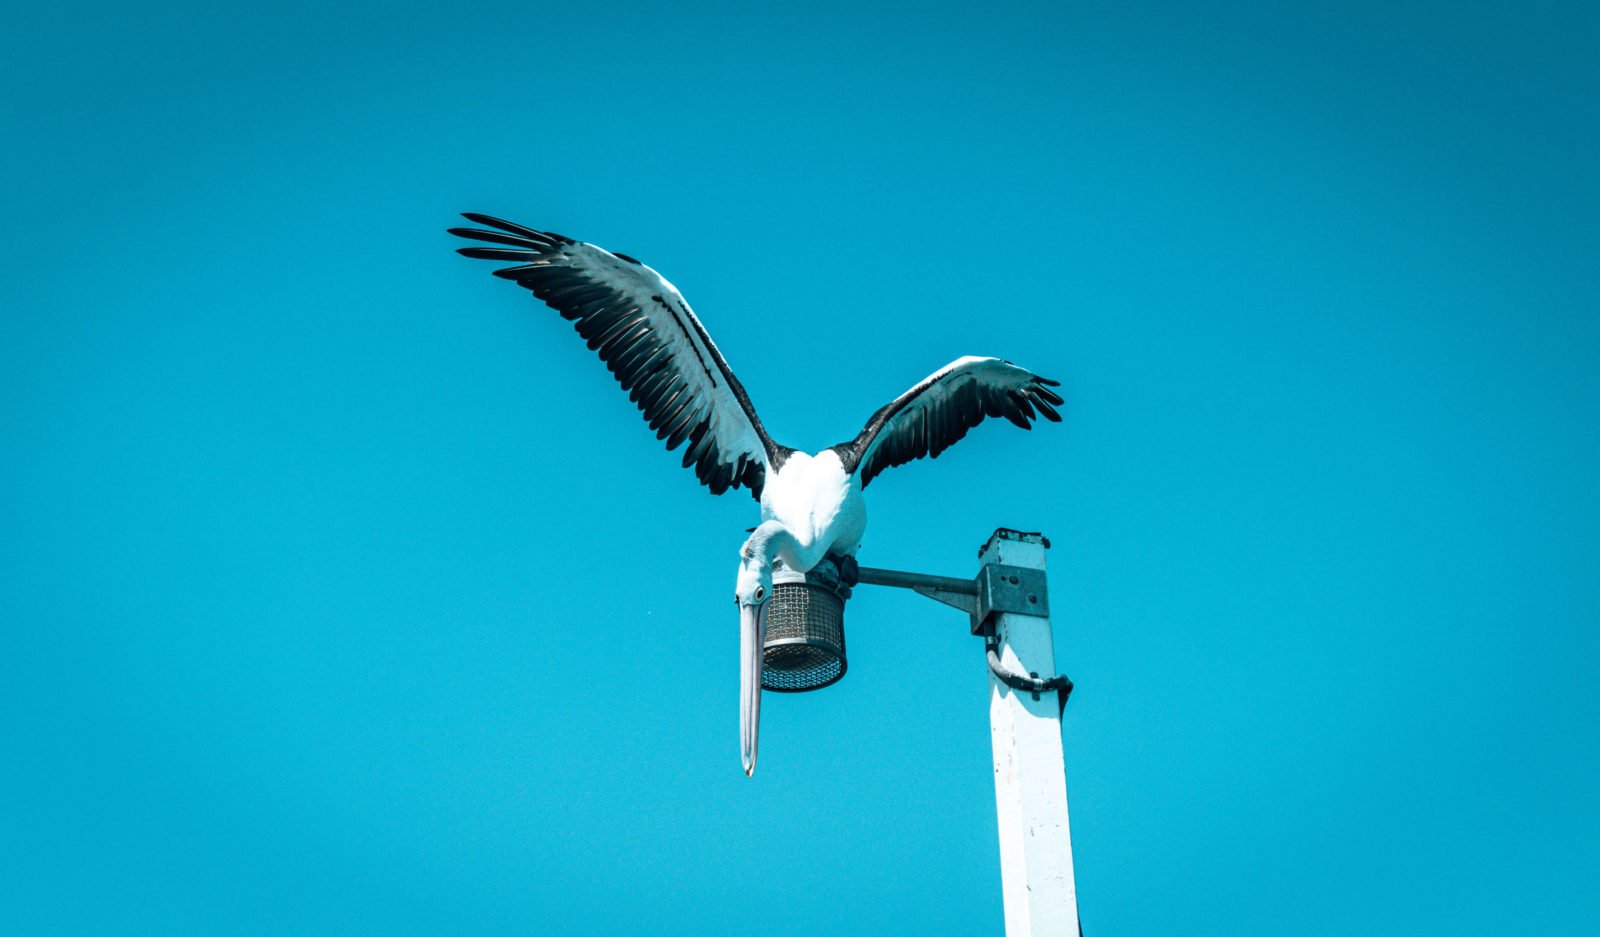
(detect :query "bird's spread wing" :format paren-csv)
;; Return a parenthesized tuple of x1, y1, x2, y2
(451, 213, 784, 498)
(830, 356, 1063, 488)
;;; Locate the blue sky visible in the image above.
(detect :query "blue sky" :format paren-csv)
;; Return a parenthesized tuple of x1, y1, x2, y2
(3, 2, 1596, 934)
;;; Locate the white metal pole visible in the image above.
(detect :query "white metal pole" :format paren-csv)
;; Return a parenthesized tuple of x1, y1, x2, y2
(981, 530, 1079, 936)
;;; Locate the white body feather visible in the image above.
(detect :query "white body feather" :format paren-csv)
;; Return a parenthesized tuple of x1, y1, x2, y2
(757, 450, 866, 572)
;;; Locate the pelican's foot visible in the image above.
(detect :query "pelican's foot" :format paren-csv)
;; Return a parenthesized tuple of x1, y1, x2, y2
(836, 554, 860, 588)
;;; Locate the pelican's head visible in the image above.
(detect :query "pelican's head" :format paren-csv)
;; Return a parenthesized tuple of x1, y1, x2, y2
(735, 548, 774, 777)
(734, 556, 772, 610)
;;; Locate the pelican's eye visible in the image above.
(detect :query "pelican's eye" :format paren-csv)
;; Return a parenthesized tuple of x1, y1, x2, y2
(754, 586, 765, 601)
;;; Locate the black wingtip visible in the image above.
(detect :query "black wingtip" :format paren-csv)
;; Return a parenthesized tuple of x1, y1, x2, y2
(461, 211, 524, 230)
(455, 246, 537, 261)
(1038, 376, 1062, 387)
(462, 212, 543, 238)
(461, 212, 576, 246)
(450, 225, 557, 250)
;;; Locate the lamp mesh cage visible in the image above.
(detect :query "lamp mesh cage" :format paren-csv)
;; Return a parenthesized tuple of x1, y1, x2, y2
(762, 556, 851, 692)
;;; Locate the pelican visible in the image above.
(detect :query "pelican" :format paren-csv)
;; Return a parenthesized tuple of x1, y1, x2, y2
(450, 213, 1063, 776)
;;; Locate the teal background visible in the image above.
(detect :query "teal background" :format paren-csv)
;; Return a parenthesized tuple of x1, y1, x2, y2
(3, 2, 1596, 934)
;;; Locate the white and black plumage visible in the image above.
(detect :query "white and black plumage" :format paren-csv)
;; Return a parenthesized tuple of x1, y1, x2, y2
(450, 213, 1064, 775)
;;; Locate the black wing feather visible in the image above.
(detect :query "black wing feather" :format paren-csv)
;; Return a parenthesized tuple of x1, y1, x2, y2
(451, 213, 785, 498)
(830, 357, 1063, 488)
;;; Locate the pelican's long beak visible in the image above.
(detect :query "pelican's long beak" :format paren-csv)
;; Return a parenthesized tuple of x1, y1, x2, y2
(739, 601, 768, 777)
